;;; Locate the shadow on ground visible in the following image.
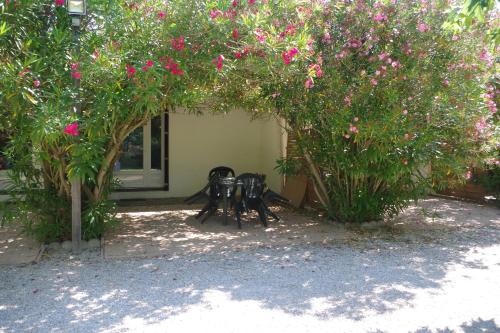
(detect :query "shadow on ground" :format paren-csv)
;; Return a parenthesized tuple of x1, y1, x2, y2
(0, 198, 498, 332)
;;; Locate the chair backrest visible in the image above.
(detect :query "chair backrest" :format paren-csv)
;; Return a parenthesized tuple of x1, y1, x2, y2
(236, 173, 265, 200)
(208, 166, 235, 199)
(208, 166, 235, 180)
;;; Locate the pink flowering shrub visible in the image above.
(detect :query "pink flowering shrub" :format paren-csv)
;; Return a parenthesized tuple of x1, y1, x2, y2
(0, 0, 230, 240)
(209, 0, 496, 222)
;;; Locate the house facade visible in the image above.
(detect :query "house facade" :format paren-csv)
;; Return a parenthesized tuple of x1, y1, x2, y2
(0, 109, 287, 201)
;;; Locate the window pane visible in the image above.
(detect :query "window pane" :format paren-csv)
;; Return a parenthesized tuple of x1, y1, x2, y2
(151, 116, 162, 170)
(119, 127, 143, 170)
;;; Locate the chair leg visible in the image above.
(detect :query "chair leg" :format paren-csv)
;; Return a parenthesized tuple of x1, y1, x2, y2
(185, 191, 207, 204)
(264, 204, 280, 221)
(235, 205, 242, 229)
(196, 202, 211, 220)
(201, 206, 217, 223)
(257, 203, 268, 227)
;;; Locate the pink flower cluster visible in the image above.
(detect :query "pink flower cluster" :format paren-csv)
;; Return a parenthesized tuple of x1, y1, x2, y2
(373, 12, 387, 22)
(55, 0, 64, 6)
(417, 22, 430, 33)
(71, 63, 81, 80)
(482, 85, 498, 114)
(64, 122, 80, 136)
(141, 60, 154, 72)
(282, 48, 298, 65)
(171, 36, 185, 51)
(309, 63, 322, 78)
(163, 58, 184, 76)
(479, 49, 494, 68)
(255, 29, 266, 43)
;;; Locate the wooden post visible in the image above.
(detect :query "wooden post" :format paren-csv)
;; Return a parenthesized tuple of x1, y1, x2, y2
(71, 21, 82, 254)
(71, 178, 81, 253)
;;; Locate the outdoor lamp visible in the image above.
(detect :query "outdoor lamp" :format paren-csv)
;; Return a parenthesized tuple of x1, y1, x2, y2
(67, 0, 87, 26)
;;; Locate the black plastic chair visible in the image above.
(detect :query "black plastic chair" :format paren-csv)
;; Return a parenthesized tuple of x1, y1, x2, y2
(185, 166, 235, 223)
(234, 173, 282, 229)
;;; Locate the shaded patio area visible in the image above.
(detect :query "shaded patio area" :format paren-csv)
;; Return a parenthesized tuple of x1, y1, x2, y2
(104, 198, 499, 260)
(104, 204, 350, 259)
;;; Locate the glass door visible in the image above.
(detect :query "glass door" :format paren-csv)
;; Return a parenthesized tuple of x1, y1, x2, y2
(114, 114, 165, 189)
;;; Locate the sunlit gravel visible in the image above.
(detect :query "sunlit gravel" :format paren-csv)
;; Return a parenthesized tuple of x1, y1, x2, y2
(1, 224, 499, 333)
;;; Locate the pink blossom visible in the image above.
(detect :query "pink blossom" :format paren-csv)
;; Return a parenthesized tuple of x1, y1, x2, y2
(55, 0, 64, 6)
(344, 95, 352, 107)
(442, 79, 449, 87)
(210, 10, 223, 19)
(71, 63, 79, 71)
(417, 23, 430, 32)
(475, 118, 488, 133)
(479, 49, 493, 67)
(142, 66, 149, 72)
(391, 61, 401, 69)
(378, 52, 389, 61)
(126, 65, 136, 78)
(235, 52, 242, 59)
(158, 11, 166, 19)
(305, 77, 314, 89)
(349, 125, 358, 134)
(373, 12, 387, 22)
(285, 24, 296, 36)
(171, 36, 185, 51)
(255, 29, 266, 43)
(232, 0, 239, 7)
(370, 79, 378, 86)
(33, 80, 40, 88)
(18, 68, 30, 77)
(282, 52, 292, 65)
(452, 35, 459, 41)
(146, 60, 154, 67)
(309, 64, 322, 78)
(232, 28, 239, 39)
(353, 117, 359, 122)
(64, 122, 80, 137)
(282, 48, 298, 65)
(248, 0, 256, 5)
(402, 109, 408, 115)
(465, 170, 472, 180)
(322, 32, 332, 44)
(214, 55, 224, 71)
(344, 134, 351, 139)
(348, 39, 362, 48)
(71, 72, 81, 79)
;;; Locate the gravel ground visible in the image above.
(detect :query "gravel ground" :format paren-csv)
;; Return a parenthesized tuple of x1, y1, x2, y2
(1, 199, 499, 333)
(1, 236, 499, 332)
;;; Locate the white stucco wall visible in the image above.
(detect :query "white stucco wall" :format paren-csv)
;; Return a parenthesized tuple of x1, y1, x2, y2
(0, 110, 284, 202)
(112, 109, 284, 200)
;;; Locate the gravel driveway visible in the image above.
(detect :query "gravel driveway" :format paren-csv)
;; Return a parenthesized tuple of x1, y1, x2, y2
(1, 199, 499, 333)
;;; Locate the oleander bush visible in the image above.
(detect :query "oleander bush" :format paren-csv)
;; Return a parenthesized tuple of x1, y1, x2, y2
(0, 0, 497, 241)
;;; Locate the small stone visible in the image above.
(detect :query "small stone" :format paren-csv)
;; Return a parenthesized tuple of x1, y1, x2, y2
(87, 239, 100, 249)
(61, 240, 73, 251)
(360, 221, 385, 230)
(47, 242, 61, 251)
